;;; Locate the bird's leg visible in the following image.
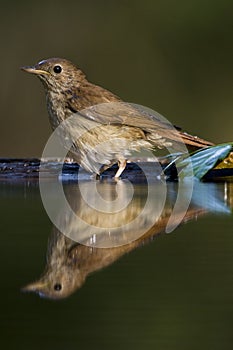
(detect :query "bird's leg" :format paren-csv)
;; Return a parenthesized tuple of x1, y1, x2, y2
(99, 163, 112, 174)
(114, 159, 127, 178)
(95, 162, 115, 180)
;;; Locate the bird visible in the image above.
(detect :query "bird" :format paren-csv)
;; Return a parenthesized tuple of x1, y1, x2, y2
(21, 58, 213, 178)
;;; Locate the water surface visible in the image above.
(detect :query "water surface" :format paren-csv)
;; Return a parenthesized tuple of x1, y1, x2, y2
(1, 178, 233, 350)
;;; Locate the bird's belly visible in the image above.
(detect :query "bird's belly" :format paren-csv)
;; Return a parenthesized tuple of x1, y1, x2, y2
(68, 124, 152, 174)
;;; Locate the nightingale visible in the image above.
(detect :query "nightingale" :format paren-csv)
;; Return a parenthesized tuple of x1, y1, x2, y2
(21, 58, 213, 178)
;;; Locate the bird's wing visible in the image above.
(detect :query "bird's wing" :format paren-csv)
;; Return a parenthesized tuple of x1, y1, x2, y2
(77, 102, 213, 148)
(79, 102, 170, 129)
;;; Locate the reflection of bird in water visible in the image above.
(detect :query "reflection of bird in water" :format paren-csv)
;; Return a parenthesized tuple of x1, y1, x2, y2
(22, 181, 215, 299)
(22, 179, 232, 299)
(23, 205, 208, 299)
(23, 228, 134, 299)
(22, 58, 213, 177)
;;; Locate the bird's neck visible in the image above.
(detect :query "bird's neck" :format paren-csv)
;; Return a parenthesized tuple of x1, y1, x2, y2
(45, 81, 121, 130)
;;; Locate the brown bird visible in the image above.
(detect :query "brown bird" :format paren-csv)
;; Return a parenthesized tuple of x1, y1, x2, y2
(21, 58, 213, 177)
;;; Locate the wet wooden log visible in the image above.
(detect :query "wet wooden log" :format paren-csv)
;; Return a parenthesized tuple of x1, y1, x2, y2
(0, 157, 233, 182)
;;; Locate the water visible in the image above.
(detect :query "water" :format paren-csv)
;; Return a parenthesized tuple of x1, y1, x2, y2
(1, 177, 233, 350)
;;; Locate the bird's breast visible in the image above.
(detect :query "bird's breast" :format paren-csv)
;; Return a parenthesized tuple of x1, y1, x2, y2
(46, 92, 70, 130)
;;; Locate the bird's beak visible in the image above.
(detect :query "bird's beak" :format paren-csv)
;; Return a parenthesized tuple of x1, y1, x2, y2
(21, 66, 50, 75)
(21, 280, 49, 293)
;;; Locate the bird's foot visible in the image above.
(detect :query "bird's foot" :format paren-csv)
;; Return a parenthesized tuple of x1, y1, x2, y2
(114, 159, 127, 178)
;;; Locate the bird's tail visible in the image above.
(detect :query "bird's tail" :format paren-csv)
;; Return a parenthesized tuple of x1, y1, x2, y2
(179, 131, 214, 149)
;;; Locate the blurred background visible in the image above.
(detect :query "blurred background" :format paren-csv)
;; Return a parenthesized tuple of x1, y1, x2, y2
(0, 0, 233, 157)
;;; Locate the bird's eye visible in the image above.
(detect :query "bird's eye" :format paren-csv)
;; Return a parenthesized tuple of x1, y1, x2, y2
(54, 283, 62, 291)
(53, 65, 62, 74)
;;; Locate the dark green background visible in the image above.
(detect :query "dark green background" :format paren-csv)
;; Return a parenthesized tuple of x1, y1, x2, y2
(0, 0, 233, 157)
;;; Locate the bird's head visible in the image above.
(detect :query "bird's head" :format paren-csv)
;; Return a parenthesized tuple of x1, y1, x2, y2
(21, 57, 86, 92)
(21, 267, 86, 300)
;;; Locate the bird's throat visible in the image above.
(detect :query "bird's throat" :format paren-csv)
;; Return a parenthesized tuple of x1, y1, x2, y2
(46, 91, 71, 130)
